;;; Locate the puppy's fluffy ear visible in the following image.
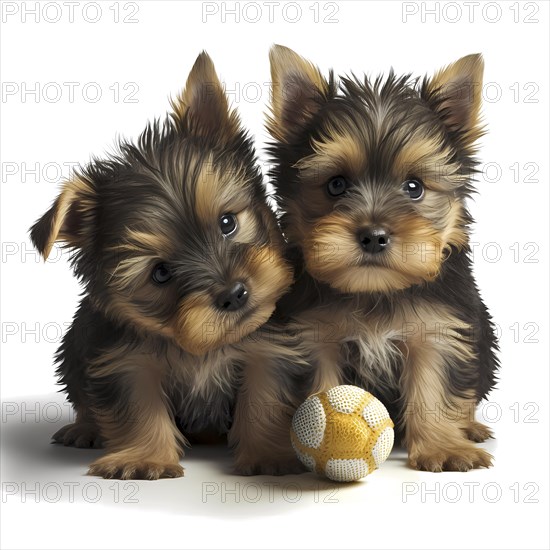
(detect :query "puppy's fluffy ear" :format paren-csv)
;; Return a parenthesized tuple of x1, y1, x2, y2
(29, 175, 96, 260)
(171, 51, 241, 140)
(268, 45, 332, 143)
(424, 54, 485, 151)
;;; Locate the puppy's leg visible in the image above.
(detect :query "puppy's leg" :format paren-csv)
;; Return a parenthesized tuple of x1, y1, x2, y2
(52, 406, 103, 448)
(88, 399, 185, 480)
(229, 335, 306, 476)
(399, 304, 493, 472)
(87, 351, 185, 480)
(310, 340, 344, 394)
(299, 313, 345, 394)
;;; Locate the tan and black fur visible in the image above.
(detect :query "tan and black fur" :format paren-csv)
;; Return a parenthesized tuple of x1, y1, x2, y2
(30, 52, 304, 479)
(267, 46, 499, 472)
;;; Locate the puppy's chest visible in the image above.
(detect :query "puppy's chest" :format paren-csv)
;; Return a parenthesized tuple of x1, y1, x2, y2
(340, 312, 406, 392)
(165, 347, 241, 434)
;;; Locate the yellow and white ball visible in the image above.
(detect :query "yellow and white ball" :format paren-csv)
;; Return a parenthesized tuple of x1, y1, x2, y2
(291, 385, 394, 482)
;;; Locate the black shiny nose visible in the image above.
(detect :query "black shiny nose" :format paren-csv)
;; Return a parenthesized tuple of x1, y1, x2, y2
(216, 282, 249, 312)
(359, 227, 390, 254)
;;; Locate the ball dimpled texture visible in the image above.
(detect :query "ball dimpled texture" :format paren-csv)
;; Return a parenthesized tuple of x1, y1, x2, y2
(291, 385, 394, 482)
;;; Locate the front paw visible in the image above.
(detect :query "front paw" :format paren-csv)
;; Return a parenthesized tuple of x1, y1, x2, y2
(409, 445, 493, 472)
(88, 454, 184, 480)
(52, 422, 103, 448)
(234, 456, 306, 476)
(462, 421, 493, 443)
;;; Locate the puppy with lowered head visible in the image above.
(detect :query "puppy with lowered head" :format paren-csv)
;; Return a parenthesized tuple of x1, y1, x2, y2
(31, 52, 302, 479)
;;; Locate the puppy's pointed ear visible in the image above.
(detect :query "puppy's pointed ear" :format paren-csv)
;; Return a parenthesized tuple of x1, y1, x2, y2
(171, 51, 241, 139)
(424, 54, 484, 151)
(30, 175, 96, 260)
(268, 45, 332, 143)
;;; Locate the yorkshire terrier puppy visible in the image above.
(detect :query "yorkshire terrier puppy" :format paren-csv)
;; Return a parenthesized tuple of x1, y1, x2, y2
(267, 45, 499, 472)
(30, 52, 298, 479)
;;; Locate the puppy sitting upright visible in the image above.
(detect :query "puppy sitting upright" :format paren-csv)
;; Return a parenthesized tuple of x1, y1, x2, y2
(30, 52, 294, 479)
(268, 46, 499, 472)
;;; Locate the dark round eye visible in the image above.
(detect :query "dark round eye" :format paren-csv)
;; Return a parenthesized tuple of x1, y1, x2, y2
(402, 179, 424, 200)
(327, 176, 348, 197)
(152, 263, 172, 284)
(220, 213, 238, 236)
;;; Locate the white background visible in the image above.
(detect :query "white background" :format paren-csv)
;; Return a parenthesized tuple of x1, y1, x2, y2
(1, 1, 548, 549)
